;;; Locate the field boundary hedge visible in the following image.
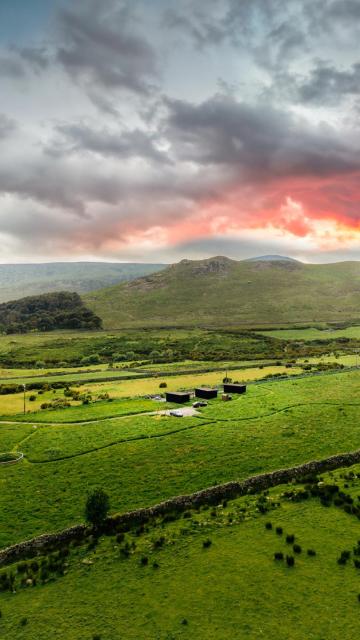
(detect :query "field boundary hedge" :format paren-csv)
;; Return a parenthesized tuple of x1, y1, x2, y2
(1, 447, 360, 567)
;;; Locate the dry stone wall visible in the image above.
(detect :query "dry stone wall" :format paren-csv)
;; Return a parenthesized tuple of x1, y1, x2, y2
(1, 448, 360, 567)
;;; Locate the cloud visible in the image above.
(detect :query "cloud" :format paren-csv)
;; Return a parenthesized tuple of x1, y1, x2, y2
(56, 2, 159, 95)
(48, 122, 169, 164)
(0, 114, 17, 139)
(297, 62, 360, 104)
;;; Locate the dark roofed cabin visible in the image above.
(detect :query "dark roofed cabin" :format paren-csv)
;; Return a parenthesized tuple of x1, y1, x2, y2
(223, 383, 246, 394)
(165, 391, 191, 404)
(195, 387, 218, 399)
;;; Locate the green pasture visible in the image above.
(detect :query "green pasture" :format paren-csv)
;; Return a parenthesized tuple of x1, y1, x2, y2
(1, 466, 360, 639)
(257, 325, 360, 341)
(1, 370, 360, 548)
(0, 363, 305, 417)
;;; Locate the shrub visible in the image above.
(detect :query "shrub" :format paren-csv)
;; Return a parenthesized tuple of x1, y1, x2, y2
(275, 526, 283, 535)
(293, 544, 302, 554)
(93, 635, 101, 640)
(265, 522, 272, 530)
(159, 382, 167, 388)
(140, 556, 148, 566)
(29, 394, 36, 402)
(307, 549, 316, 557)
(85, 488, 110, 529)
(203, 539, 212, 548)
(286, 534, 295, 544)
(153, 562, 159, 570)
(274, 552, 284, 561)
(181, 619, 188, 626)
(286, 555, 295, 567)
(20, 618, 28, 626)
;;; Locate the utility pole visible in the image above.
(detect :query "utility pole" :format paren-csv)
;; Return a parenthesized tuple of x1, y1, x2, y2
(23, 384, 26, 414)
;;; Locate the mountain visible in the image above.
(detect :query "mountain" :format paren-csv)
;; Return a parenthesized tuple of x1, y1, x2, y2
(0, 262, 166, 303)
(84, 255, 360, 328)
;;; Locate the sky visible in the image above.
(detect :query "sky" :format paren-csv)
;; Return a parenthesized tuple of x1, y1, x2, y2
(0, 0, 360, 264)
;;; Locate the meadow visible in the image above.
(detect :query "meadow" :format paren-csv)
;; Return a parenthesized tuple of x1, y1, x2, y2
(1, 370, 360, 550)
(1, 465, 360, 639)
(257, 325, 360, 341)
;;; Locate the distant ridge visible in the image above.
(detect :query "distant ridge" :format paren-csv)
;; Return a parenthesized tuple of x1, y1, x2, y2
(85, 255, 360, 328)
(0, 262, 166, 303)
(246, 255, 300, 263)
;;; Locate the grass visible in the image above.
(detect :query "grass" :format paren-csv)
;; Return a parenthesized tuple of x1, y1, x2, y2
(1, 466, 360, 638)
(257, 325, 360, 341)
(0, 363, 305, 417)
(1, 370, 360, 548)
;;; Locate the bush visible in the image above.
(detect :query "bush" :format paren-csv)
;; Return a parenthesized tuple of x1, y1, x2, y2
(29, 394, 36, 402)
(140, 556, 148, 566)
(85, 488, 110, 529)
(307, 549, 316, 557)
(293, 544, 302, 554)
(159, 382, 167, 388)
(275, 526, 283, 535)
(274, 552, 284, 561)
(286, 555, 295, 567)
(203, 539, 212, 548)
(20, 617, 28, 626)
(265, 522, 272, 530)
(286, 534, 295, 544)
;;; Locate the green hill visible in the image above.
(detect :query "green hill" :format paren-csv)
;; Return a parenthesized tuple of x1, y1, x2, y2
(0, 262, 166, 303)
(84, 256, 360, 328)
(0, 291, 101, 333)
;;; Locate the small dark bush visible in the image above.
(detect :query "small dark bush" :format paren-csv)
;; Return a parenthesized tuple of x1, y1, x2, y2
(203, 539, 212, 548)
(275, 527, 283, 535)
(93, 635, 101, 640)
(307, 549, 316, 557)
(274, 552, 284, 561)
(181, 619, 188, 626)
(265, 522, 272, 530)
(159, 382, 167, 388)
(20, 618, 28, 627)
(286, 555, 295, 567)
(116, 533, 125, 543)
(293, 544, 302, 554)
(140, 556, 148, 566)
(286, 534, 295, 544)
(153, 562, 159, 570)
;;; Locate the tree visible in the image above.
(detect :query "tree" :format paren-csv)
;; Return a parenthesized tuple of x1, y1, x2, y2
(85, 488, 110, 529)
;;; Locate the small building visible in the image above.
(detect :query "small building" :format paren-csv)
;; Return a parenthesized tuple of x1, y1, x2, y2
(223, 383, 246, 394)
(166, 391, 191, 404)
(194, 387, 218, 400)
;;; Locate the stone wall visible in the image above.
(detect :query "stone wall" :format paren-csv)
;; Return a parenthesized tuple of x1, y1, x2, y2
(1, 448, 360, 568)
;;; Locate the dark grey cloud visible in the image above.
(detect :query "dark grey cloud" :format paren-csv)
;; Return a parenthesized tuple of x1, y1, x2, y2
(48, 122, 169, 164)
(0, 114, 17, 139)
(56, 2, 159, 95)
(163, 94, 359, 179)
(0, 53, 25, 78)
(297, 62, 360, 104)
(17, 46, 50, 73)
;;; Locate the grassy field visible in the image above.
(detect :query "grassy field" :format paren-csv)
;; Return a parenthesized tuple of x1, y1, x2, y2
(1, 465, 360, 639)
(0, 363, 305, 416)
(257, 325, 360, 341)
(1, 370, 360, 549)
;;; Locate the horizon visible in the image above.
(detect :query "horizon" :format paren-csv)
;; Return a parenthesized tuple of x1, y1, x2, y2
(2, 253, 360, 267)
(0, 1, 360, 263)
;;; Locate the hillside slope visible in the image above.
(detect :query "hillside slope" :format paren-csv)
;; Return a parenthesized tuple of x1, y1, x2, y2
(0, 262, 166, 303)
(84, 256, 360, 328)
